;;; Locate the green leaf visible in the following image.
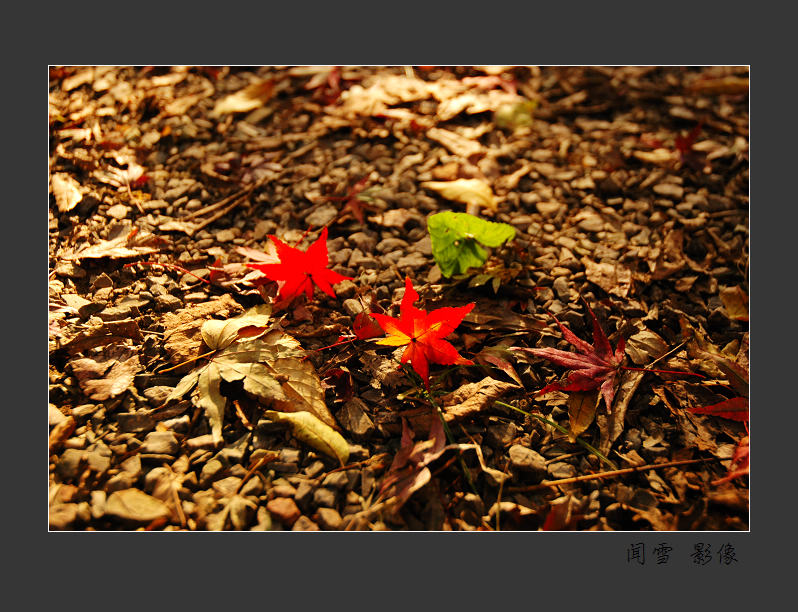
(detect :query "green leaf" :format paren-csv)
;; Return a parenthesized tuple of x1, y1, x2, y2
(263, 411, 350, 466)
(427, 211, 515, 277)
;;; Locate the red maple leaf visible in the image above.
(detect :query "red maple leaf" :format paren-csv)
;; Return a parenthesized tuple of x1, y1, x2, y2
(246, 227, 351, 303)
(713, 431, 749, 485)
(370, 277, 474, 389)
(513, 301, 625, 412)
(688, 351, 749, 422)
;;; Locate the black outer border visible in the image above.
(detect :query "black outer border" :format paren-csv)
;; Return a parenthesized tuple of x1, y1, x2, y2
(26, 1, 785, 607)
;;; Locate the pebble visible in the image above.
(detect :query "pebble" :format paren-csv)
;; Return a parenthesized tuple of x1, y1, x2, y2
(140, 431, 179, 455)
(155, 294, 182, 310)
(536, 202, 563, 217)
(315, 507, 343, 530)
(105, 472, 138, 493)
(200, 458, 226, 487)
(143, 386, 174, 407)
(49, 404, 68, 426)
(279, 448, 301, 464)
(303, 460, 326, 479)
(215, 229, 238, 243)
(49, 503, 80, 529)
(552, 276, 571, 301)
(508, 445, 547, 479)
(266, 497, 301, 526)
(292, 516, 320, 531)
(56, 448, 85, 480)
(343, 298, 365, 316)
(485, 421, 518, 449)
(547, 462, 577, 479)
(321, 471, 350, 490)
(396, 252, 428, 268)
(116, 412, 155, 433)
(653, 182, 684, 200)
(313, 487, 337, 507)
(348, 231, 377, 252)
(293, 479, 315, 510)
(186, 434, 218, 451)
(86, 442, 112, 474)
(106, 204, 129, 219)
(105, 488, 171, 522)
(305, 205, 338, 226)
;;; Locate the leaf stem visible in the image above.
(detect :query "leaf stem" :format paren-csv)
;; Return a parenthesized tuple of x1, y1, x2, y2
(494, 400, 617, 470)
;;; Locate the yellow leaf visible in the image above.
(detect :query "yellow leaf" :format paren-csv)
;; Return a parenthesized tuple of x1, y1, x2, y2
(567, 390, 599, 441)
(263, 411, 350, 466)
(212, 80, 274, 116)
(421, 179, 497, 212)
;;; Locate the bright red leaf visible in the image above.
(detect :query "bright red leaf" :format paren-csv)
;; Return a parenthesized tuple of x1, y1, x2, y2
(246, 227, 351, 303)
(370, 277, 474, 389)
(688, 396, 749, 422)
(512, 301, 625, 412)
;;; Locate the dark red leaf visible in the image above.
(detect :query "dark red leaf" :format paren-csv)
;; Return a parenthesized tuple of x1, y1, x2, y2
(512, 300, 625, 412)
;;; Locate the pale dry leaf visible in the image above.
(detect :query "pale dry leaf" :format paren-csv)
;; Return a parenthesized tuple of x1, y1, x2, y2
(196, 362, 227, 444)
(625, 329, 670, 365)
(263, 410, 350, 466)
(69, 345, 141, 401)
(51, 173, 84, 212)
(201, 304, 272, 350)
(212, 80, 275, 116)
(425, 128, 484, 159)
(422, 178, 497, 212)
(582, 258, 633, 298)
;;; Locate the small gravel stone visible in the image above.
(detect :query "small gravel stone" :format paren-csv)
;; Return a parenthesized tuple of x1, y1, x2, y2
(86, 441, 112, 474)
(396, 251, 427, 268)
(343, 298, 364, 316)
(321, 471, 350, 490)
(200, 458, 226, 487)
(215, 229, 237, 243)
(315, 507, 343, 530)
(155, 294, 182, 310)
(348, 231, 377, 252)
(279, 448, 301, 464)
(552, 276, 571, 301)
(548, 462, 577, 479)
(141, 431, 179, 455)
(293, 479, 315, 510)
(303, 460, 326, 479)
(486, 421, 518, 449)
(653, 182, 684, 200)
(508, 445, 547, 479)
(49, 503, 80, 529)
(266, 497, 301, 527)
(105, 488, 171, 522)
(292, 515, 320, 531)
(49, 404, 68, 426)
(313, 487, 337, 507)
(186, 434, 219, 450)
(143, 386, 173, 407)
(106, 204, 129, 219)
(105, 472, 138, 493)
(56, 449, 85, 480)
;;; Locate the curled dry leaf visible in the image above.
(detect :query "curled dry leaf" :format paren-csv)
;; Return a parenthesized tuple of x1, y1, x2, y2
(263, 410, 349, 466)
(422, 178, 497, 213)
(69, 345, 141, 401)
(51, 172, 84, 212)
(211, 79, 275, 116)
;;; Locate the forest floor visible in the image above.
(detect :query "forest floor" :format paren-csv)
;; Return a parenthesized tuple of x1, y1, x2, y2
(48, 66, 749, 531)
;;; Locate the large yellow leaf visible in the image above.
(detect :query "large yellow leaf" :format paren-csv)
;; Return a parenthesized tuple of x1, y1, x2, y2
(201, 304, 272, 350)
(263, 411, 350, 466)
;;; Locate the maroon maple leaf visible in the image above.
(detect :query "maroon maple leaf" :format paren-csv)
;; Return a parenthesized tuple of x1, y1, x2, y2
(512, 301, 625, 412)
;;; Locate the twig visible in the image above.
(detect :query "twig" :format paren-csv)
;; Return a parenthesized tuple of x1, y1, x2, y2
(495, 400, 617, 470)
(506, 457, 709, 493)
(235, 451, 278, 496)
